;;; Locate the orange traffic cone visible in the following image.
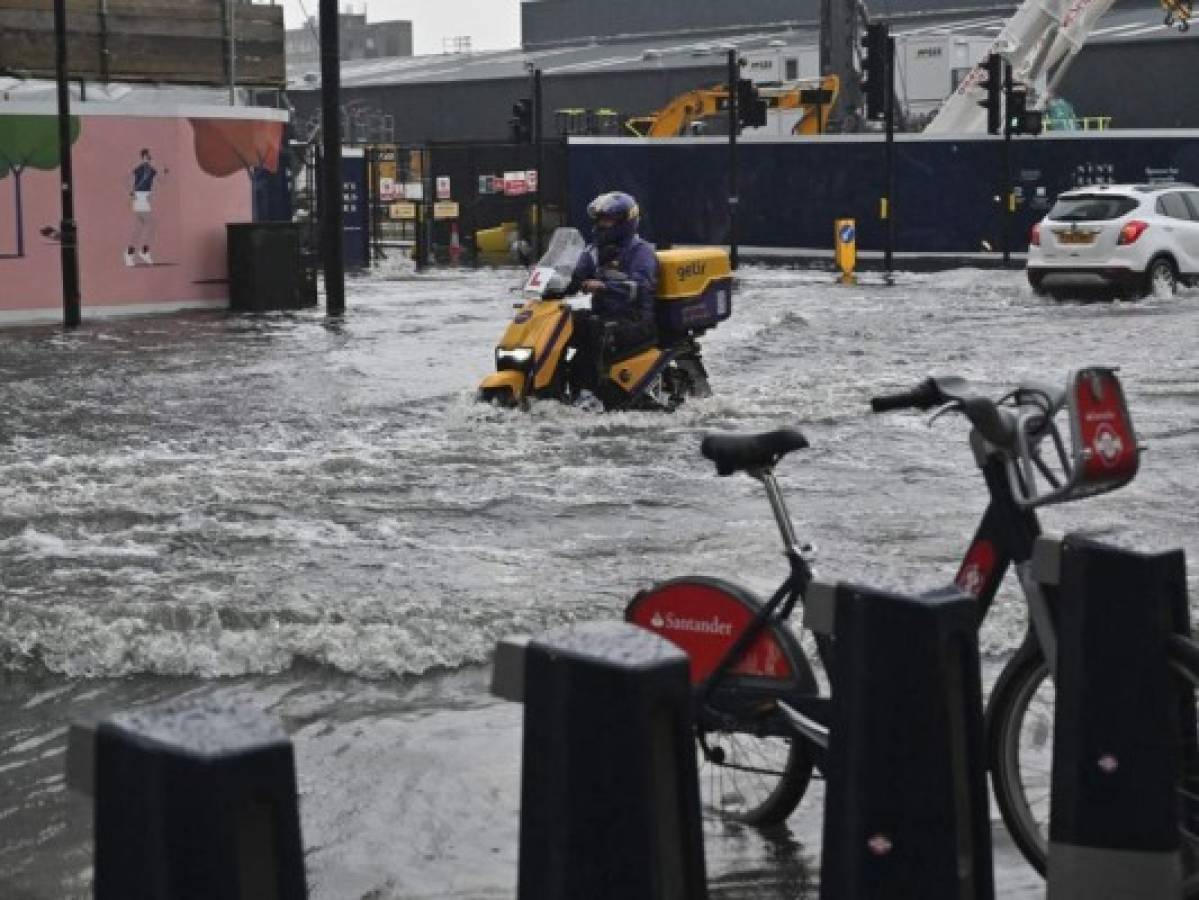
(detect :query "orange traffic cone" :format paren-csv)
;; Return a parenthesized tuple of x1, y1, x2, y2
(449, 222, 463, 262)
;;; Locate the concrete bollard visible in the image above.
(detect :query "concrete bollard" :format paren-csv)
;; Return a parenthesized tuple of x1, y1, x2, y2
(1036, 534, 1192, 899)
(500, 621, 708, 900)
(806, 581, 994, 900)
(83, 698, 307, 900)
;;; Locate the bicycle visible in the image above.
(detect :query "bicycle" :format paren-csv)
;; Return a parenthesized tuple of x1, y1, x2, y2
(625, 366, 1199, 889)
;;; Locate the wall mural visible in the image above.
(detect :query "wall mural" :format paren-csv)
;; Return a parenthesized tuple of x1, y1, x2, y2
(0, 111, 284, 319)
(0, 114, 81, 258)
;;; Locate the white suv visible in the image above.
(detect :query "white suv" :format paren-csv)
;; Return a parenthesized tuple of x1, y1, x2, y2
(1026, 183, 1199, 299)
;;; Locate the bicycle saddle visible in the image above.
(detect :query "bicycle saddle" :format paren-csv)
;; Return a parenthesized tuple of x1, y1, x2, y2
(701, 427, 810, 476)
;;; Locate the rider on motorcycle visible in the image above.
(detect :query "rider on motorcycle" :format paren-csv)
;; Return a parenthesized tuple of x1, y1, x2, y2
(567, 192, 660, 398)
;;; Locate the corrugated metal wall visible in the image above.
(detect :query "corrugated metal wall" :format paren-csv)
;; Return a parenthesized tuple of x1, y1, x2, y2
(288, 67, 726, 145)
(1058, 39, 1199, 129)
(520, 0, 1016, 48)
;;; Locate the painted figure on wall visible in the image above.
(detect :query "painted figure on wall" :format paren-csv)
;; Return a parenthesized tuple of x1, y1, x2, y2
(127, 148, 165, 265)
(0, 114, 81, 258)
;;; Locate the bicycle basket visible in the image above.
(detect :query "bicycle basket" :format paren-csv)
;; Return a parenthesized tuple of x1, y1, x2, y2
(1008, 366, 1139, 508)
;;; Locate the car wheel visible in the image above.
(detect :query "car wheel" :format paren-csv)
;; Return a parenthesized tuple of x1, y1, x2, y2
(1143, 256, 1178, 299)
(1026, 270, 1049, 296)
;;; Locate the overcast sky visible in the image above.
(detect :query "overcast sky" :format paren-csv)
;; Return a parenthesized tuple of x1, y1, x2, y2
(282, 0, 522, 55)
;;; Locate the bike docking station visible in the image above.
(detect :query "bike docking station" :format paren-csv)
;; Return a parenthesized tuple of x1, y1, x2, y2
(491, 621, 709, 900)
(802, 578, 995, 899)
(64, 699, 308, 899)
(1031, 532, 1194, 899)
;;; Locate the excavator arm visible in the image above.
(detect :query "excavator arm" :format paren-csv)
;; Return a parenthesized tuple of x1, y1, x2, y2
(625, 88, 725, 137)
(626, 75, 841, 138)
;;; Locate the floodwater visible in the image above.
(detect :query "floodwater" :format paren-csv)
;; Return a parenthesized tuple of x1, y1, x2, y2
(1, 259, 1196, 898)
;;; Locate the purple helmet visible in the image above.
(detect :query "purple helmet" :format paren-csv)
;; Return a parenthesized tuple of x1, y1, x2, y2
(587, 191, 640, 247)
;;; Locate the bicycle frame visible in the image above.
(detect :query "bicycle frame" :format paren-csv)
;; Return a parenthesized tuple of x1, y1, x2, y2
(694, 429, 1063, 737)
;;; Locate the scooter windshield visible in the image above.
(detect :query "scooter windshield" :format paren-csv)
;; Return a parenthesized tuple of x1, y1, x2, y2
(523, 228, 587, 297)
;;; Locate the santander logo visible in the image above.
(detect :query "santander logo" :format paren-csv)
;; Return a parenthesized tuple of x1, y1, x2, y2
(649, 610, 734, 637)
(1092, 422, 1124, 468)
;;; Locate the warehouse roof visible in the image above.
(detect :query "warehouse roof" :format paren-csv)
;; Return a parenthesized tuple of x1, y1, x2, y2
(286, 1, 1190, 91)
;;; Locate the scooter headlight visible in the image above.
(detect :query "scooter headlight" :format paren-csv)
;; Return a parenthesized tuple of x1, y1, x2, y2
(496, 347, 535, 372)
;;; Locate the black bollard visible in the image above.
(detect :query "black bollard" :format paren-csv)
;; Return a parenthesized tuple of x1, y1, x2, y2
(1038, 534, 1191, 898)
(516, 620, 707, 900)
(811, 581, 994, 900)
(93, 698, 307, 900)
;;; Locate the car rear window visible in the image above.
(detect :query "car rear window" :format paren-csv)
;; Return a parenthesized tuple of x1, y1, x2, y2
(1048, 195, 1139, 221)
(1156, 192, 1193, 220)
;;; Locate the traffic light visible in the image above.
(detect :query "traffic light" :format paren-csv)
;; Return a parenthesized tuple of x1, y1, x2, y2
(1005, 84, 1027, 134)
(510, 98, 533, 143)
(1005, 83, 1044, 135)
(979, 53, 1003, 135)
(861, 22, 890, 120)
(736, 78, 768, 129)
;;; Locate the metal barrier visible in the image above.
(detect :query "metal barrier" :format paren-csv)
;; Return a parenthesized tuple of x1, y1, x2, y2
(492, 622, 708, 900)
(805, 580, 995, 899)
(1034, 534, 1192, 898)
(66, 699, 307, 900)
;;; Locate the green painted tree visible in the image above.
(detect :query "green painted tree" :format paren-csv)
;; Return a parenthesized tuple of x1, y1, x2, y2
(0, 115, 82, 258)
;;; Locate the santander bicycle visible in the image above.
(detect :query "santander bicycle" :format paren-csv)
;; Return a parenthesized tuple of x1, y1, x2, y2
(626, 366, 1199, 889)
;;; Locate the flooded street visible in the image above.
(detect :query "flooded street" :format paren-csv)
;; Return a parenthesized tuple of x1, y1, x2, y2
(1, 261, 1196, 898)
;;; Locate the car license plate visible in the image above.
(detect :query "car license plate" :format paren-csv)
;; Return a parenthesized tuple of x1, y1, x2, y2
(1056, 231, 1096, 245)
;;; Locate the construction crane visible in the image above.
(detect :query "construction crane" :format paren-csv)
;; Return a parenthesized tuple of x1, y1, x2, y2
(926, 0, 1188, 133)
(624, 75, 842, 137)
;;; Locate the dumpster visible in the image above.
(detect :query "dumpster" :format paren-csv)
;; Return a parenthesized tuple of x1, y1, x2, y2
(226, 223, 318, 312)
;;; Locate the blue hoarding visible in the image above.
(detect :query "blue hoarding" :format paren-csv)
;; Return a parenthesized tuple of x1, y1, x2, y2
(341, 153, 369, 270)
(567, 132, 1199, 255)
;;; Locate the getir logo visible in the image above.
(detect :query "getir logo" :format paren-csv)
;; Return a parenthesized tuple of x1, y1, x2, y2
(650, 610, 733, 637)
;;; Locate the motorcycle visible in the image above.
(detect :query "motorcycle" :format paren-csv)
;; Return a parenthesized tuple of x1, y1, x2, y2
(477, 228, 733, 411)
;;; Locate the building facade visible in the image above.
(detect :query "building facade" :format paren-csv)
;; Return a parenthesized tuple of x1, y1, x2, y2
(286, 13, 413, 67)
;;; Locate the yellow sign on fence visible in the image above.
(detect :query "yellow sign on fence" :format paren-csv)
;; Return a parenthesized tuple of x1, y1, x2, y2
(834, 218, 857, 284)
(390, 202, 417, 220)
(433, 201, 460, 220)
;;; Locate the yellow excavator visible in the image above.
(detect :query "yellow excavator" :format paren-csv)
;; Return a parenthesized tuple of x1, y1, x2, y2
(625, 75, 841, 137)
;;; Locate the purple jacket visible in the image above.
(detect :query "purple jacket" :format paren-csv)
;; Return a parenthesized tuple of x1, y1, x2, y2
(571, 235, 659, 321)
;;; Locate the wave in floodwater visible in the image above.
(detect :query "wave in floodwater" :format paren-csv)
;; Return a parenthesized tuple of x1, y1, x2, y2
(1, 267, 1196, 679)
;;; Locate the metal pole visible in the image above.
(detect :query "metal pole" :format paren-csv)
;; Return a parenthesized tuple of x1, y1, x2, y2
(424, 146, 433, 267)
(365, 146, 376, 264)
(727, 49, 739, 270)
(533, 68, 544, 260)
(319, 0, 345, 315)
(884, 33, 896, 282)
(1002, 61, 1012, 267)
(54, 0, 81, 329)
(225, 0, 236, 105)
(414, 189, 425, 272)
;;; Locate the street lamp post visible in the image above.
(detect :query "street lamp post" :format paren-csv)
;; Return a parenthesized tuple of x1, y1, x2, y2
(53, 0, 81, 328)
(319, 0, 346, 315)
(726, 49, 739, 270)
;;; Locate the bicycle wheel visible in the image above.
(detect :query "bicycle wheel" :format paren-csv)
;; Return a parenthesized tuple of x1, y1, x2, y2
(988, 639, 1199, 894)
(695, 725, 814, 826)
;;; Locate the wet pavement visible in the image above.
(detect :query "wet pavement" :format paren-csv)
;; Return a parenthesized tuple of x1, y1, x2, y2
(1, 259, 1196, 897)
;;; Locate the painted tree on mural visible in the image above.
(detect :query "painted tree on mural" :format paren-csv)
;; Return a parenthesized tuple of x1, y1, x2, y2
(189, 118, 281, 177)
(0, 115, 82, 258)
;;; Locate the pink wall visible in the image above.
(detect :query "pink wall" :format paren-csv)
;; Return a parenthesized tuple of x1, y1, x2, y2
(0, 109, 284, 319)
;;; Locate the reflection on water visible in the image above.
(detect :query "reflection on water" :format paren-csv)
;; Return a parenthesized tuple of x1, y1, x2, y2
(1, 266, 1196, 897)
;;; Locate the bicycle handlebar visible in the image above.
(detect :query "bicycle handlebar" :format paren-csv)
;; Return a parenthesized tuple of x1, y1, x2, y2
(869, 376, 971, 414)
(870, 376, 1027, 449)
(869, 378, 940, 413)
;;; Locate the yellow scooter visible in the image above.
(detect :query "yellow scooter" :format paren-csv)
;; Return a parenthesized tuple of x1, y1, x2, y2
(478, 228, 732, 411)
